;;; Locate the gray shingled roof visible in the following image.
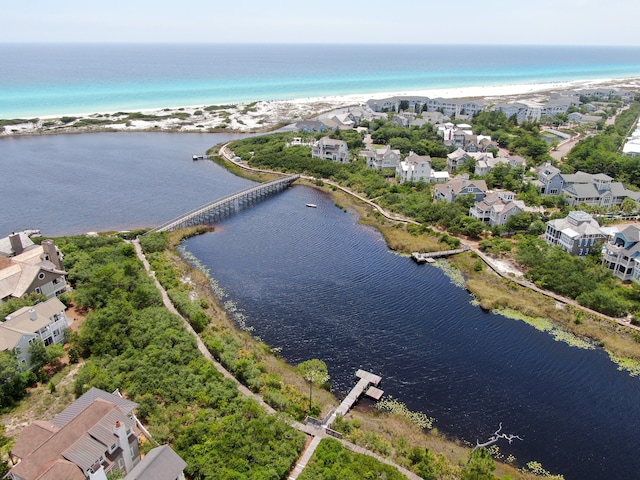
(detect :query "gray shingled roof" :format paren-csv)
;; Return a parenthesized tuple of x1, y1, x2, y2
(125, 445, 187, 480)
(52, 388, 138, 428)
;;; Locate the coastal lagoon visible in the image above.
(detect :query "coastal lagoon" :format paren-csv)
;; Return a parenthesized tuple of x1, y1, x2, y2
(3, 42, 640, 479)
(2, 133, 640, 479)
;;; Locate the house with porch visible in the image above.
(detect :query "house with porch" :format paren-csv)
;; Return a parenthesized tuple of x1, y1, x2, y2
(545, 211, 607, 257)
(469, 191, 543, 226)
(311, 137, 350, 163)
(603, 225, 640, 283)
(534, 162, 564, 195)
(474, 154, 526, 176)
(396, 152, 433, 184)
(1, 297, 69, 368)
(359, 145, 401, 171)
(396, 152, 449, 184)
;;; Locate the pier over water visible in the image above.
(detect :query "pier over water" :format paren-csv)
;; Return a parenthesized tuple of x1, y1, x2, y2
(147, 174, 299, 233)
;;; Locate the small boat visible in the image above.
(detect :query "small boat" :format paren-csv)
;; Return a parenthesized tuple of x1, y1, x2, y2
(306, 203, 317, 208)
(192, 154, 204, 161)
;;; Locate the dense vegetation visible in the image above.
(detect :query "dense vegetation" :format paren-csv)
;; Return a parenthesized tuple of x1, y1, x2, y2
(56, 234, 306, 480)
(298, 438, 408, 480)
(471, 111, 554, 165)
(565, 102, 640, 187)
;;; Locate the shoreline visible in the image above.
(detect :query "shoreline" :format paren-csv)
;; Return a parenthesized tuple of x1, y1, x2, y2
(2, 76, 639, 137)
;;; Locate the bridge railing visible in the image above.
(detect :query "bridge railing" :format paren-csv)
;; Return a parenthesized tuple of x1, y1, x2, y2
(146, 174, 299, 234)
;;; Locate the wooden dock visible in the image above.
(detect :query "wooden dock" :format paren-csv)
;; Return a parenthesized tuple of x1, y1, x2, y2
(334, 369, 383, 418)
(412, 245, 470, 264)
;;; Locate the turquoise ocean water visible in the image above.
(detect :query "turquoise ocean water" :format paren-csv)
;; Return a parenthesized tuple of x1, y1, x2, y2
(1, 43, 640, 118)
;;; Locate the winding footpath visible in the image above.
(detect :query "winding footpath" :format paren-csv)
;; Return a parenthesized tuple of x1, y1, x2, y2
(130, 239, 421, 480)
(218, 143, 638, 333)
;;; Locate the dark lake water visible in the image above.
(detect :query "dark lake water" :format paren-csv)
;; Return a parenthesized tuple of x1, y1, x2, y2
(0, 132, 255, 236)
(2, 133, 639, 479)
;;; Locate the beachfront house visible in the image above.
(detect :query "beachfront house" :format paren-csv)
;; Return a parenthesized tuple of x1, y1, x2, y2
(8, 387, 187, 480)
(0, 296, 69, 368)
(311, 136, 350, 163)
(494, 101, 543, 123)
(545, 211, 607, 257)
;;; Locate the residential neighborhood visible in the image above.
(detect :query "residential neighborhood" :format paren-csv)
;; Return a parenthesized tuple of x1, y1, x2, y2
(2, 80, 640, 480)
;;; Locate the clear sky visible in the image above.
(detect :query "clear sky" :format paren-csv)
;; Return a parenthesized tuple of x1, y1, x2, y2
(1, 0, 639, 46)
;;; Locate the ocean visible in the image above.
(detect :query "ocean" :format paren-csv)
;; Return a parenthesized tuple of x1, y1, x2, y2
(1, 43, 640, 118)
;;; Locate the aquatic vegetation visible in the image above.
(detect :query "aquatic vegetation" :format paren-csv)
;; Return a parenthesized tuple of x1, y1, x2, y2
(500, 308, 595, 350)
(606, 352, 640, 377)
(178, 245, 254, 333)
(375, 396, 435, 430)
(433, 259, 466, 289)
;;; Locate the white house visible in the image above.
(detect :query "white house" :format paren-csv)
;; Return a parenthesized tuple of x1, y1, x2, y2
(396, 152, 433, 184)
(311, 137, 350, 163)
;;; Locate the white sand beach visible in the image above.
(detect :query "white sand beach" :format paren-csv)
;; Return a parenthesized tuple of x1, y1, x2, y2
(2, 77, 639, 136)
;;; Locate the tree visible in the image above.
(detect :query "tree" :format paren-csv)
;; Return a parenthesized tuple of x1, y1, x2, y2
(28, 340, 64, 370)
(297, 359, 329, 415)
(621, 197, 637, 214)
(0, 351, 29, 407)
(461, 448, 497, 480)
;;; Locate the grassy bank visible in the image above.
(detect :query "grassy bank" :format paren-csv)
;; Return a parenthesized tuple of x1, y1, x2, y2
(159, 227, 543, 479)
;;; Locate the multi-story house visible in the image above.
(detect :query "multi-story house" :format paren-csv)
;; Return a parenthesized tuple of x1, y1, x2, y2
(311, 137, 350, 163)
(433, 175, 488, 203)
(535, 162, 564, 195)
(446, 148, 470, 173)
(8, 387, 186, 480)
(0, 297, 69, 368)
(359, 145, 401, 171)
(545, 211, 607, 257)
(561, 172, 640, 208)
(474, 154, 526, 176)
(0, 235, 67, 303)
(603, 225, 640, 283)
(469, 191, 543, 226)
(396, 152, 433, 184)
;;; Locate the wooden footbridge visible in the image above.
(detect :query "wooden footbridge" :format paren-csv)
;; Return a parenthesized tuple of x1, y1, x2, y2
(146, 174, 299, 233)
(412, 245, 470, 263)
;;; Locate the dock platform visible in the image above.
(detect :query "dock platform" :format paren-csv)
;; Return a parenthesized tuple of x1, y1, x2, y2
(412, 245, 470, 263)
(335, 369, 383, 418)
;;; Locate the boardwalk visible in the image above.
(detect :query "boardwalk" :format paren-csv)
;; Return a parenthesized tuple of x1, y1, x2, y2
(147, 174, 299, 233)
(289, 370, 393, 480)
(132, 240, 419, 479)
